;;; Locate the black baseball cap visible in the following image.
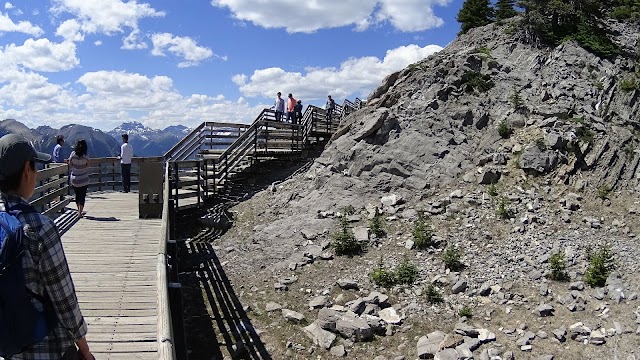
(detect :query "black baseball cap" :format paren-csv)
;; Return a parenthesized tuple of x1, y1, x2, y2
(0, 134, 51, 180)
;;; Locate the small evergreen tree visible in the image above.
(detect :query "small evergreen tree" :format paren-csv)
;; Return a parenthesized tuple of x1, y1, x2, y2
(495, 0, 519, 20)
(457, 0, 494, 34)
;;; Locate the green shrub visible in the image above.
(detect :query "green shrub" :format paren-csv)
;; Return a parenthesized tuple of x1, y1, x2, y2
(487, 183, 498, 197)
(496, 196, 511, 219)
(577, 127, 595, 144)
(584, 245, 616, 287)
(371, 257, 396, 287)
(548, 252, 569, 282)
(332, 216, 365, 256)
(461, 71, 495, 93)
(472, 47, 492, 56)
(443, 246, 464, 271)
(342, 205, 356, 216)
(425, 284, 444, 304)
(395, 258, 418, 285)
(412, 213, 435, 249)
(535, 137, 546, 151)
(498, 120, 512, 138)
(509, 88, 523, 111)
(620, 76, 638, 92)
(459, 306, 473, 318)
(369, 213, 386, 238)
(597, 184, 610, 199)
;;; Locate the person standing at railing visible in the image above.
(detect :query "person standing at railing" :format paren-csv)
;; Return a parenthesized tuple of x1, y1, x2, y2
(274, 92, 285, 122)
(0, 134, 94, 360)
(68, 140, 90, 218)
(286, 93, 296, 124)
(294, 99, 303, 125)
(326, 95, 336, 120)
(52, 135, 65, 163)
(117, 134, 133, 193)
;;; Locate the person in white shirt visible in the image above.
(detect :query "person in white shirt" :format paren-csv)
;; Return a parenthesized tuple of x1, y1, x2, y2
(274, 92, 285, 122)
(118, 134, 134, 193)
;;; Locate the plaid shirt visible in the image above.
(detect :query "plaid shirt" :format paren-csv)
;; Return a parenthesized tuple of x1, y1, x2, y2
(1, 194, 87, 360)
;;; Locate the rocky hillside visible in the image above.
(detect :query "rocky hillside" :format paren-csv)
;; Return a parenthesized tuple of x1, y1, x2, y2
(188, 18, 640, 360)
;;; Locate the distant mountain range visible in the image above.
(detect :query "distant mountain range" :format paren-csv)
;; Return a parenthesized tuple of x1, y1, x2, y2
(0, 119, 191, 158)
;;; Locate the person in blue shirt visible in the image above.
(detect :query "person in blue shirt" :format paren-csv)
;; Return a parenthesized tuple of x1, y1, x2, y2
(52, 135, 65, 163)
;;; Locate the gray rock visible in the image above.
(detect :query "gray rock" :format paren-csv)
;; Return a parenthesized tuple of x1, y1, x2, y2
(379, 307, 402, 324)
(539, 356, 554, 360)
(330, 345, 346, 357)
(520, 146, 559, 173)
(337, 279, 359, 290)
(536, 303, 555, 317)
(434, 348, 459, 360)
(265, 302, 282, 312)
(346, 298, 366, 315)
(503, 351, 515, 360)
(282, 309, 305, 323)
(405, 240, 415, 249)
(478, 329, 496, 343)
(317, 308, 343, 331)
(309, 296, 331, 309)
(353, 227, 370, 242)
(591, 288, 606, 300)
(364, 291, 389, 305)
(451, 280, 467, 294)
(301, 229, 317, 240)
(381, 194, 403, 207)
(304, 322, 336, 350)
(552, 327, 566, 342)
(417, 331, 446, 359)
(274, 283, 288, 291)
(479, 283, 492, 296)
(353, 108, 388, 141)
(570, 281, 585, 291)
(336, 315, 373, 342)
(279, 275, 298, 285)
(590, 329, 606, 345)
(477, 168, 501, 184)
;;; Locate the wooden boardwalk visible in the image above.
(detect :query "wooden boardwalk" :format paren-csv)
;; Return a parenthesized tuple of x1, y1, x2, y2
(61, 191, 162, 359)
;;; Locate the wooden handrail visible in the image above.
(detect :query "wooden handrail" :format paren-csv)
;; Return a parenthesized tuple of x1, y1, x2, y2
(157, 162, 176, 360)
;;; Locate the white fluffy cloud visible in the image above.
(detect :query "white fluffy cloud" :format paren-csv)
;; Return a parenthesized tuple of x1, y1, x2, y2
(122, 29, 147, 50)
(233, 44, 442, 101)
(50, 0, 164, 35)
(55, 19, 84, 42)
(151, 33, 215, 68)
(4, 2, 13, 9)
(1, 38, 79, 72)
(0, 12, 44, 35)
(211, 0, 452, 33)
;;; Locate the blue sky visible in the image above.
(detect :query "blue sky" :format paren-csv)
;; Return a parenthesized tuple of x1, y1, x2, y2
(0, 0, 462, 131)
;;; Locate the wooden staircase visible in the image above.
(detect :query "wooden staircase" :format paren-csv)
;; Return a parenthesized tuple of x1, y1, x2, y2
(165, 98, 364, 208)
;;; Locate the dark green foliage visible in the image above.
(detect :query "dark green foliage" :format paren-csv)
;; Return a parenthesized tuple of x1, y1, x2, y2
(425, 284, 444, 304)
(457, 0, 494, 34)
(584, 244, 616, 287)
(548, 252, 569, 281)
(395, 258, 418, 285)
(498, 120, 512, 138)
(495, 0, 519, 20)
(496, 196, 511, 219)
(519, 0, 620, 58)
(342, 205, 356, 216)
(459, 305, 473, 318)
(461, 71, 495, 93)
(487, 183, 498, 197)
(510, 88, 524, 111)
(412, 213, 435, 249)
(597, 184, 611, 199)
(369, 213, 386, 238)
(577, 127, 595, 144)
(371, 257, 396, 287)
(443, 246, 464, 271)
(619, 75, 639, 92)
(535, 137, 546, 150)
(332, 216, 365, 256)
(472, 46, 492, 56)
(610, 0, 640, 21)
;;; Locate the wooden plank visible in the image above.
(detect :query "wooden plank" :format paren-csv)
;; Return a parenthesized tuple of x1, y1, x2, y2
(37, 164, 68, 182)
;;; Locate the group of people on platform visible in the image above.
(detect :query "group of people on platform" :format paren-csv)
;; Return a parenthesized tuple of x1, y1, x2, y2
(273, 93, 336, 124)
(52, 134, 133, 219)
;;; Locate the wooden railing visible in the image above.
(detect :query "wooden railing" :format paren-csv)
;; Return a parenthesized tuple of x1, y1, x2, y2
(163, 122, 251, 161)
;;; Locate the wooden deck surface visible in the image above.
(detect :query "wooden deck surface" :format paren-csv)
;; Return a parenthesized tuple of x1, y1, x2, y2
(61, 191, 162, 359)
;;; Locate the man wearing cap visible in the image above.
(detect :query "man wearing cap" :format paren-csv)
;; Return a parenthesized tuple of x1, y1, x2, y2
(0, 134, 94, 360)
(52, 135, 65, 163)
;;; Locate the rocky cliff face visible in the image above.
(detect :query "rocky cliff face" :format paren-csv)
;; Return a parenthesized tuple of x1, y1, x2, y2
(193, 18, 640, 360)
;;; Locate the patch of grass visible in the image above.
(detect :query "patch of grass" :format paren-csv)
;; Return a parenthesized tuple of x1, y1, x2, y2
(369, 213, 386, 238)
(498, 119, 512, 138)
(535, 137, 546, 151)
(458, 305, 473, 318)
(547, 252, 569, 282)
(412, 212, 435, 249)
(331, 216, 365, 256)
(597, 184, 611, 199)
(570, 117, 585, 125)
(496, 196, 511, 219)
(472, 46, 492, 56)
(487, 183, 498, 197)
(461, 71, 495, 93)
(371, 257, 396, 288)
(425, 284, 444, 304)
(584, 245, 617, 288)
(342, 205, 356, 216)
(509, 88, 523, 111)
(577, 127, 595, 144)
(443, 246, 464, 271)
(619, 75, 639, 92)
(395, 258, 418, 285)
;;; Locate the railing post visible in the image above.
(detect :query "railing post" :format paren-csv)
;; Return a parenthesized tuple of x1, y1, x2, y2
(168, 282, 188, 360)
(224, 155, 229, 191)
(212, 161, 216, 196)
(202, 159, 208, 200)
(196, 161, 201, 207)
(173, 163, 179, 209)
(168, 198, 176, 241)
